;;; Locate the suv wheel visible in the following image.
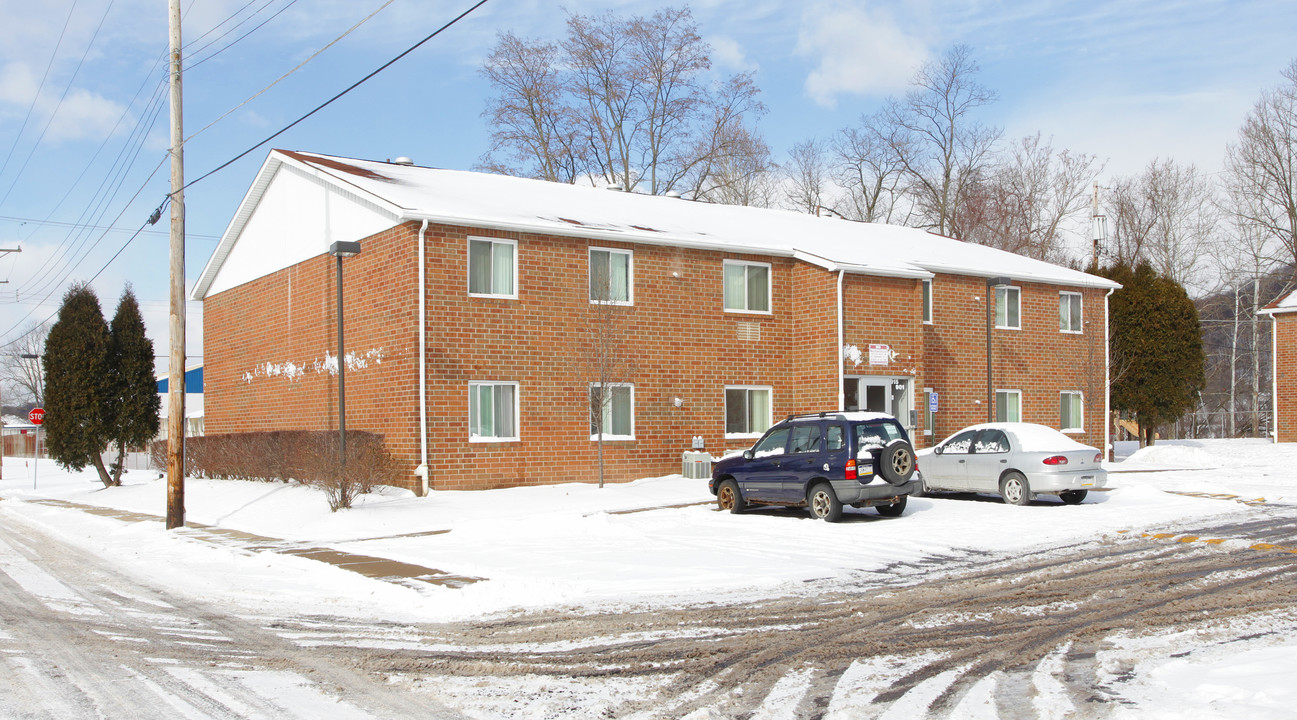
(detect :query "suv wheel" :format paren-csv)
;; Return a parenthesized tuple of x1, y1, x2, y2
(875, 495, 907, 517)
(807, 483, 843, 522)
(878, 439, 916, 485)
(717, 479, 746, 513)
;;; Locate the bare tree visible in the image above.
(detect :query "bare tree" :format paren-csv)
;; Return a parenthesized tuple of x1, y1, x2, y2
(480, 7, 766, 198)
(831, 114, 909, 223)
(2, 322, 50, 406)
(1225, 58, 1297, 273)
(583, 272, 637, 489)
(479, 33, 581, 183)
(683, 74, 775, 206)
(882, 45, 1002, 238)
(959, 133, 1103, 262)
(782, 139, 833, 215)
(1106, 158, 1219, 292)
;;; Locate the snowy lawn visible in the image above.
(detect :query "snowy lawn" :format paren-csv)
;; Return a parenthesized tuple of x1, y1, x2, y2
(1, 438, 1292, 621)
(2, 439, 1296, 718)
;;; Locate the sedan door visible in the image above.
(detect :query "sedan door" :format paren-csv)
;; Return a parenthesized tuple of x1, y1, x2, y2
(964, 429, 1011, 492)
(924, 430, 980, 490)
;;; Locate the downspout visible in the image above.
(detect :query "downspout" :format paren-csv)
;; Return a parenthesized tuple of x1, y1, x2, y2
(415, 219, 430, 494)
(837, 269, 845, 411)
(1273, 314, 1279, 443)
(1105, 288, 1114, 461)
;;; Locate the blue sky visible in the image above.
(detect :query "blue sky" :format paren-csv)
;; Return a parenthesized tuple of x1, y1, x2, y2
(0, 0, 1293, 370)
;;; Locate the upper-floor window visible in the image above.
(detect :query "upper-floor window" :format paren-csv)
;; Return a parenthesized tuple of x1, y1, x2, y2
(1059, 292, 1083, 333)
(922, 279, 933, 324)
(725, 385, 772, 437)
(590, 248, 632, 305)
(468, 237, 517, 298)
(723, 260, 771, 314)
(995, 286, 1021, 329)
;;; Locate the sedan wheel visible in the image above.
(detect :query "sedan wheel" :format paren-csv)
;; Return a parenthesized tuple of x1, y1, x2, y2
(1000, 472, 1031, 506)
(1059, 489, 1088, 505)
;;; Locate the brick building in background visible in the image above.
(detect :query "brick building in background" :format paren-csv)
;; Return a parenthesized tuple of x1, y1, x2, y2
(194, 150, 1120, 493)
(1260, 290, 1297, 443)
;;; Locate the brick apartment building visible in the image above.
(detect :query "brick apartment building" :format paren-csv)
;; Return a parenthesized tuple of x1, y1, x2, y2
(1260, 290, 1297, 443)
(194, 150, 1121, 493)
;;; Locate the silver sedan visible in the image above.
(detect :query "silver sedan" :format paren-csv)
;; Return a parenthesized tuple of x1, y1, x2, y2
(916, 423, 1107, 505)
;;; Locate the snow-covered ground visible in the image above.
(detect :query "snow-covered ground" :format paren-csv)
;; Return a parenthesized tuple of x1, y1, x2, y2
(2, 438, 1296, 717)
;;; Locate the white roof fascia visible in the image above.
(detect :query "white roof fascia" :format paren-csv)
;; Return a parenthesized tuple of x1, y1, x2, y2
(915, 262, 1121, 290)
(191, 151, 406, 300)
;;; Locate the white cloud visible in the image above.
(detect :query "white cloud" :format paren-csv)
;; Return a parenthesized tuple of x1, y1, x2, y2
(43, 88, 127, 142)
(796, 1, 930, 108)
(0, 62, 38, 106)
(709, 35, 755, 73)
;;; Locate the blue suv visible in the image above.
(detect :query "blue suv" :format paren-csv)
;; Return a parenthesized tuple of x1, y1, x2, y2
(709, 412, 920, 522)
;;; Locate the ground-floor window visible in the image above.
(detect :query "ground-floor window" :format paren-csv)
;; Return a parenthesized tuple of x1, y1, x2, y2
(590, 383, 634, 440)
(1060, 391, 1084, 432)
(725, 386, 772, 438)
(995, 389, 1021, 423)
(469, 381, 519, 441)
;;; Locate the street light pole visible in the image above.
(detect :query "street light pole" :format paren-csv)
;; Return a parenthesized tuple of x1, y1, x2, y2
(329, 241, 362, 475)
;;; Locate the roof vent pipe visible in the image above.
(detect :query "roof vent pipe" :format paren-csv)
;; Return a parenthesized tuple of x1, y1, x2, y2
(606, 183, 625, 192)
(393, 157, 414, 166)
(665, 190, 682, 199)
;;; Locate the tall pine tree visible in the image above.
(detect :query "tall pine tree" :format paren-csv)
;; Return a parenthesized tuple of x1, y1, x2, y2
(1100, 262, 1205, 445)
(43, 284, 114, 486)
(108, 287, 160, 485)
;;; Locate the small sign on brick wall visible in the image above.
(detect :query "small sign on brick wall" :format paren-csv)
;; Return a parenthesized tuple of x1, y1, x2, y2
(868, 344, 890, 365)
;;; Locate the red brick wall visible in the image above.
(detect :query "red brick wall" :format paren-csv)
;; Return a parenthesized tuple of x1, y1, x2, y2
(920, 275, 1109, 449)
(1276, 313, 1296, 443)
(204, 221, 1112, 490)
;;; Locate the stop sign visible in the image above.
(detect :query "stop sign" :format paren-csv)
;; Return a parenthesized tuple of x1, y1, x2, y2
(28, 408, 44, 425)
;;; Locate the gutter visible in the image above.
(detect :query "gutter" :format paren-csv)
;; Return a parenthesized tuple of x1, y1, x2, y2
(415, 219, 430, 494)
(837, 269, 845, 411)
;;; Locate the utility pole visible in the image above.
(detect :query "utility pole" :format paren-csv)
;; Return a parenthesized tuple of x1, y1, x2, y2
(166, 0, 186, 530)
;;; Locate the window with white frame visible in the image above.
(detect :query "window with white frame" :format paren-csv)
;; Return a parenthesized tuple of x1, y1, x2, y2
(1060, 392, 1084, 432)
(723, 260, 771, 313)
(995, 389, 1021, 423)
(469, 382, 518, 441)
(589, 248, 632, 304)
(995, 286, 1021, 329)
(725, 386, 772, 436)
(589, 383, 634, 440)
(467, 237, 517, 298)
(1059, 292, 1083, 333)
(922, 279, 933, 324)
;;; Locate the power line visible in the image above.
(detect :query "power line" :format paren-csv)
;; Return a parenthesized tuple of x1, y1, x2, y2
(0, 0, 81, 184)
(0, 0, 117, 210)
(185, 0, 299, 70)
(185, 0, 397, 145)
(181, 0, 491, 193)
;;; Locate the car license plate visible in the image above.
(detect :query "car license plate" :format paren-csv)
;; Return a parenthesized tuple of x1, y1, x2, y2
(1081, 475, 1094, 486)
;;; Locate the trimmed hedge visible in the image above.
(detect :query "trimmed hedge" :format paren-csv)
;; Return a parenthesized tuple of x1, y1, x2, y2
(150, 431, 400, 510)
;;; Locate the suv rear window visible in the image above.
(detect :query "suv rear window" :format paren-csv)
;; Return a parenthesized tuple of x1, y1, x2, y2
(855, 420, 905, 455)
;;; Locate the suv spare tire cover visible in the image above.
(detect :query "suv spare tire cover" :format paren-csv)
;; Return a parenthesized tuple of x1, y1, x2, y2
(878, 439, 916, 485)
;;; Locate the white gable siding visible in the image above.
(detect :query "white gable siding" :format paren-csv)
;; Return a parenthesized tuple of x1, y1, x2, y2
(204, 163, 396, 296)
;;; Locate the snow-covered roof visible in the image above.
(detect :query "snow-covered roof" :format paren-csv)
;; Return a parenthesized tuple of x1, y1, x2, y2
(1259, 289, 1297, 315)
(193, 150, 1120, 300)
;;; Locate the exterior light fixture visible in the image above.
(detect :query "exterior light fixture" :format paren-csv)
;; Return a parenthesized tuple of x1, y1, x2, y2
(329, 241, 362, 475)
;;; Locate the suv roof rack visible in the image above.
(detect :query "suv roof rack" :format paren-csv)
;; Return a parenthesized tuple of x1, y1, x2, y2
(783, 411, 845, 422)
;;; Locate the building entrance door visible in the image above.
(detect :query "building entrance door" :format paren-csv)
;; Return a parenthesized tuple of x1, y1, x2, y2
(844, 377, 914, 432)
